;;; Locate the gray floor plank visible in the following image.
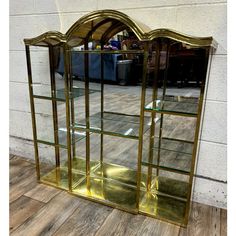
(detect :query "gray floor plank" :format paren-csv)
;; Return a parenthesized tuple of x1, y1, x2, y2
(179, 202, 221, 236)
(54, 198, 113, 236)
(10, 195, 44, 233)
(95, 209, 148, 236)
(24, 183, 61, 203)
(220, 209, 227, 236)
(11, 192, 81, 236)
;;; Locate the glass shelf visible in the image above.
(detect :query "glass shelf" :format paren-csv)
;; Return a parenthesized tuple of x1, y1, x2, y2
(142, 137, 193, 174)
(73, 112, 151, 140)
(32, 84, 99, 101)
(143, 136, 193, 154)
(37, 128, 86, 148)
(145, 95, 199, 117)
(142, 148, 192, 174)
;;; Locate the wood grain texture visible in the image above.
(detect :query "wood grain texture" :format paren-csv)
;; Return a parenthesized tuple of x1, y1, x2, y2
(10, 158, 37, 203)
(136, 217, 180, 236)
(179, 202, 221, 236)
(10, 155, 227, 236)
(95, 209, 147, 236)
(10, 195, 44, 232)
(220, 209, 227, 236)
(11, 192, 81, 236)
(10, 156, 34, 179)
(24, 183, 61, 203)
(54, 198, 113, 236)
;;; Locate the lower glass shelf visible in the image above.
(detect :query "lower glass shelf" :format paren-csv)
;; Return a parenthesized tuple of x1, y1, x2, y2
(142, 137, 193, 174)
(40, 158, 189, 225)
(74, 111, 151, 139)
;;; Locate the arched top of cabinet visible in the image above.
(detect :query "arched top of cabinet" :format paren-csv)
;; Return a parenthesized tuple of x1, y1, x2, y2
(24, 9, 217, 49)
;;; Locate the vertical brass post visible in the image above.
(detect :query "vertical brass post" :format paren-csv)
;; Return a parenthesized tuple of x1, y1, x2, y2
(49, 46, 60, 183)
(183, 47, 211, 225)
(100, 43, 104, 166)
(63, 45, 72, 191)
(156, 40, 171, 176)
(25, 45, 40, 181)
(68, 49, 76, 160)
(84, 40, 91, 190)
(147, 40, 161, 191)
(136, 42, 149, 209)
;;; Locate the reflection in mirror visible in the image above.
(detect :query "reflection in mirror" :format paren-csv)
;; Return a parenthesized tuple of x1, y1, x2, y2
(145, 40, 207, 116)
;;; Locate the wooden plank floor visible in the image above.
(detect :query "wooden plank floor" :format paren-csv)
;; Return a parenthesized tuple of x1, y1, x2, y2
(10, 156, 227, 236)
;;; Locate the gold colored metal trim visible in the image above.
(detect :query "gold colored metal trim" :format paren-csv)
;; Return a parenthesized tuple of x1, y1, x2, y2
(25, 45, 40, 181)
(66, 10, 148, 42)
(24, 31, 66, 46)
(183, 47, 212, 225)
(147, 28, 217, 48)
(23, 10, 217, 49)
(147, 41, 160, 190)
(24, 9, 217, 227)
(136, 43, 149, 208)
(63, 44, 73, 191)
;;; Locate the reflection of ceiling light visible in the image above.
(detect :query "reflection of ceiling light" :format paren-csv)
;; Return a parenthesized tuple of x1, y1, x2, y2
(124, 128, 133, 135)
(147, 117, 160, 126)
(58, 127, 86, 136)
(146, 100, 161, 109)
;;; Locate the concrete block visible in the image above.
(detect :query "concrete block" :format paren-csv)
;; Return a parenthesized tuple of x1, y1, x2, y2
(10, 14, 61, 50)
(34, 0, 97, 14)
(176, 4, 227, 55)
(9, 82, 30, 112)
(9, 108, 61, 143)
(34, 0, 59, 14)
(200, 100, 227, 144)
(59, 12, 89, 33)
(10, 51, 28, 83)
(30, 50, 51, 85)
(196, 140, 227, 181)
(10, 0, 35, 15)
(10, 136, 35, 160)
(98, 0, 226, 10)
(98, 0, 179, 10)
(193, 177, 227, 209)
(206, 55, 227, 102)
(179, 0, 226, 4)
(122, 7, 177, 31)
(10, 110, 33, 140)
(56, 0, 98, 13)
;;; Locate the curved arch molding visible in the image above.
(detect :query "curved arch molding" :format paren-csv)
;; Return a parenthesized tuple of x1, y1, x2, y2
(24, 9, 217, 49)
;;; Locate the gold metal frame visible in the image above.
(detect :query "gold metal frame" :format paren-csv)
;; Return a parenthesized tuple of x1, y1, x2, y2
(24, 9, 217, 227)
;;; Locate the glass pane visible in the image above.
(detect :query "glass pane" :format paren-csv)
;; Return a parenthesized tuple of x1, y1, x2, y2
(145, 40, 207, 116)
(34, 99, 84, 147)
(74, 112, 151, 138)
(38, 144, 67, 188)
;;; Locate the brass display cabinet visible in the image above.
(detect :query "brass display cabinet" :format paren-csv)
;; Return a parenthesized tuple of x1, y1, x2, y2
(24, 10, 217, 226)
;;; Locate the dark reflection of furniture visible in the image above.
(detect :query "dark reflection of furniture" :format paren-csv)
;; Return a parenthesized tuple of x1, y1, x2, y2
(147, 48, 206, 88)
(57, 52, 122, 82)
(168, 49, 206, 87)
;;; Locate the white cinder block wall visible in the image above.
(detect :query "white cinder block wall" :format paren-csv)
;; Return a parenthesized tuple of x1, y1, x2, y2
(9, 0, 227, 209)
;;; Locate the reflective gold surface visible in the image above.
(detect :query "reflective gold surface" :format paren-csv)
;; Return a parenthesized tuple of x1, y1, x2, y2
(40, 159, 188, 225)
(24, 10, 217, 48)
